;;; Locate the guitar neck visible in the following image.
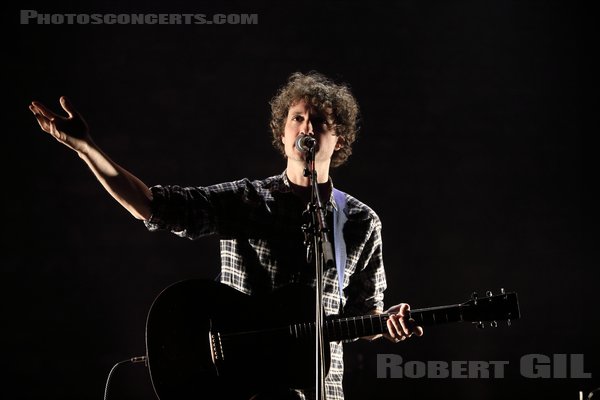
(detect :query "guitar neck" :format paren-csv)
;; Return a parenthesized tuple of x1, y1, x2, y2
(290, 303, 464, 342)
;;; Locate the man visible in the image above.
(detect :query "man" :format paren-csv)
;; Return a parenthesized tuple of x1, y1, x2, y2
(29, 71, 423, 399)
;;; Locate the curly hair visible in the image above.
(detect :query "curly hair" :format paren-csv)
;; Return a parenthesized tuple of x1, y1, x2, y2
(269, 71, 360, 168)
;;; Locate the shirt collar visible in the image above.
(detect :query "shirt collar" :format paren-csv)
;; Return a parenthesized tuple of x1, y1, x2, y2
(279, 170, 338, 211)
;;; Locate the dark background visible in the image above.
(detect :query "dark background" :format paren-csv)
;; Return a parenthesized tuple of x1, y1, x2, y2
(6, 1, 592, 399)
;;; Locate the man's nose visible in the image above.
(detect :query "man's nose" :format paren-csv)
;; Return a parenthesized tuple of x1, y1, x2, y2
(301, 120, 314, 135)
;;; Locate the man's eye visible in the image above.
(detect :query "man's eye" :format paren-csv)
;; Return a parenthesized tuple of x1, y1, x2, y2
(292, 115, 303, 122)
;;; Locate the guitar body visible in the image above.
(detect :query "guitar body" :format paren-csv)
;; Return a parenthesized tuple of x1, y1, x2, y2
(145, 279, 329, 399)
(145, 279, 520, 399)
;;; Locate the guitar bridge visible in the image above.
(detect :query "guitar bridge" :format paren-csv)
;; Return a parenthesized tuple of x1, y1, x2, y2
(209, 326, 225, 366)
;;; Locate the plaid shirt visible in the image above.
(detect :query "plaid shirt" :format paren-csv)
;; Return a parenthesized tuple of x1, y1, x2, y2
(144, 171, 387, 400)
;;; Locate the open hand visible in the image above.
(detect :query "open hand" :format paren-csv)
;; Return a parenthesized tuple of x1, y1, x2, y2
(29, 96, 91, 152)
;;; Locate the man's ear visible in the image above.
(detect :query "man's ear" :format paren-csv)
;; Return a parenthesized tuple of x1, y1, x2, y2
(334, 136, 345, 151)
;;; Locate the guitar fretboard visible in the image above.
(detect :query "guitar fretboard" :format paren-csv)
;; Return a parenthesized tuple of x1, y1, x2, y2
(289, 303, 464, 342)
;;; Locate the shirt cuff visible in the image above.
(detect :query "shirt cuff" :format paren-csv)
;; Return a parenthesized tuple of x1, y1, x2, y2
(143, 185, 167, 231)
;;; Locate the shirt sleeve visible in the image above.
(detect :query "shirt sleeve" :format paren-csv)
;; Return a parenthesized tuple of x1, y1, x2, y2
(143, 179, 261, 240)
(342, 215, 387, 316)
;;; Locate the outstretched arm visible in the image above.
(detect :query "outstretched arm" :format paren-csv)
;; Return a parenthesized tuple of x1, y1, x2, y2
(30, 96, 153, 220)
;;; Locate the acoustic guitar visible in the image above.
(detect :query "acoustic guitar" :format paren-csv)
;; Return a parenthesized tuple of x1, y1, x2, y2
(145, 279, 520, 399)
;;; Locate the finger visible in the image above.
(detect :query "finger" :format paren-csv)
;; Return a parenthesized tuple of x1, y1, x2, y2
(29, 104, 46, 122)
(405, 319, 424, 337)
(398, 303, 410, 318)
(31, 111, 53, 133)
(392, 303, 411, 336)
(31, 112, 47, 130)
(414, 325, 424, 337)
(398, 315, 412, 337)
(31, 101, 59, 121)
(30, 102, 49, 119)
(386, 317, 399, 339)
(60, 96, 78, 119)
(387, 316, 406, 339)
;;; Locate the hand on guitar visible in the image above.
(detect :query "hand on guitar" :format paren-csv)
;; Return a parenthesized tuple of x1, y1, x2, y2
(383, 303, 424, 343)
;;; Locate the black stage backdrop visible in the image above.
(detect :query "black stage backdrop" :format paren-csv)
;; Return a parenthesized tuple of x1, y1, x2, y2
(6, 1, 592, 399)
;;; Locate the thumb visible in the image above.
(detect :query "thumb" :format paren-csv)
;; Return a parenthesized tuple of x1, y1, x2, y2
(384, 303, 401, 314)
(60, 96, 79, 118)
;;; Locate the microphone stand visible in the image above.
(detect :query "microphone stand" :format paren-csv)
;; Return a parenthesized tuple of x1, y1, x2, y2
(301, 146, 334, 400)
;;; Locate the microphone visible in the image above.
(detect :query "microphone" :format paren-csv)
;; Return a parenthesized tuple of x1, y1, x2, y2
(295, 133, 317, 152)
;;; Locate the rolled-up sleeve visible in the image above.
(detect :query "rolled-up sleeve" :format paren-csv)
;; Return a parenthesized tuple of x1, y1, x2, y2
(143, 184, 215, 239)
(144, 179, 259, 240)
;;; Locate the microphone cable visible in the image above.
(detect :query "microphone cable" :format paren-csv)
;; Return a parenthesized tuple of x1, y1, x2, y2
(103, 356, 147, 400)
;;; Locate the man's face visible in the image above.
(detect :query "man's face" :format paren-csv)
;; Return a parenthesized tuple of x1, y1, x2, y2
(281, 99, 342, 163)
